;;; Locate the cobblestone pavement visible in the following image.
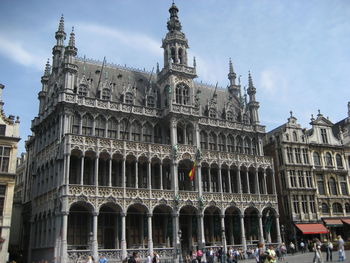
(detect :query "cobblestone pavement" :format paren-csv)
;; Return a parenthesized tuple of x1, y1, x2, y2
(243, 251, 349, 263)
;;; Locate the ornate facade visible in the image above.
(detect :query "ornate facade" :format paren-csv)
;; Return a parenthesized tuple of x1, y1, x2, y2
(25, 4, 280, 263)
(264, 111, 350, 244)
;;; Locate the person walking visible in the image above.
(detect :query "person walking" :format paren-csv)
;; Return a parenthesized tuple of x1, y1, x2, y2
(312, 238, 323, 263)
(86, 255, 94, 263)
(289, 242, 295, 255)
(326, 240, 333, 262)
(99, 255, 108, 263)
(300, 240, 305, 253)
(337, 235, 345, 262)
(279, 243, 287, 261)
(254, 242, 266, 263)
(265, 244, 276, 263)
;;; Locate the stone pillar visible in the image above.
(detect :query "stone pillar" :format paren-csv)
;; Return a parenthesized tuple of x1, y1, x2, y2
(209, 167, 212, 192)
(228, 169, 232, 193)
(135, 160, 139, 188)
(80, 155, 85, 185)
(258, 214, 264, 242)
(195, 123, 201, 148)
(95, 156, 99, 187)
(271, 171, 277, 195)
(148, 213, 153, 255)
(160, 163, 163, 190)
(246, 170, 250, 194)
(197, 163, 202, 196)
(220, 213, 227, 253)
(170, 119, 177, 145)
(276, 215, 282, 244)
(121, 212, 127, 259)
(148, 161, 152, 190)
(172, 212, 180, 262)
(92, 212, 99, 261)
(197, 212, 205, 249)
(61, 212, 69, 263)
(122, 158, 126, 188)
(263, 170, 268, 195)
(65, 153, 70, 185)
(218, 164, 223, 194)
(172, 161, 178, 193)
(255, 170, 260, 195)
(240, 215, 247, 252)
(108, 158, 112, 187)
(237, 167, 242, 194)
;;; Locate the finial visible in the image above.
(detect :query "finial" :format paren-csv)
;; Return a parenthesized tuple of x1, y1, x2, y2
(229, 58, 234, 73)
(317, 109, 322, 116)
(44, 59, 51, 76)
(193, 56, 196, 68)
(290, 110, 293, 118)
(311, 114, 315, 121)
(156, 62, 160, 74)
(58, 14, 64, 32)
(68, 27, 75, 47)
(248, 71, 254, 88)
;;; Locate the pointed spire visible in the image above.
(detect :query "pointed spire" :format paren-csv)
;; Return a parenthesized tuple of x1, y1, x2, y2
(55, 14, 66, 46)
(193, 56, 196, 68)
(44, 59, 51, 76)
(229, 58, 234, 74)
(248, 71, 254, 89)
(58, 14, 64, 32)
(167, 2, 182, 32)
(228, 58, 237, 89)
(68, 27, 75, 47)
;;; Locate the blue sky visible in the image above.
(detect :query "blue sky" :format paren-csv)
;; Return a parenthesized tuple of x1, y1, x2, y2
(1, 0, 350, 153)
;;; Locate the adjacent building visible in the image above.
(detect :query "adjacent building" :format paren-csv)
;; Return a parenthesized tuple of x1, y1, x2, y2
(264, 111, 350, 244)
(23, 3, 281, 263)
(0, 84, 21, 262)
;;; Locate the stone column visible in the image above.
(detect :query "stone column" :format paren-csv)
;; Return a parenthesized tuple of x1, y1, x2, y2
(237, 167, 242, 194)
(246, 170, 250, 193)
(92, 212, 99, 261)
(276, 215, 282, 244)
(258, 214, 264, 242)
(61, 212, 69, 263)
(172, 212, 180, 262)
(220, 213, 227, 253)
(148, 161, 152, 190)
(80, 155, 85, 185)
(240, 215, 247, 252)
(228, 169, 232, 193)
(197, 163, 202, 196)
(122, 158, 126, 188)
(218, 164, 223, 194)
(135, 160, 139, 188)
(263, 170, 268, 195)
(108, 158, 112, 187)
(209, 167, 212, 192)
(172, 160, 178, 193)
(148, 213, 153, 255)
(271, 171, 277, 194)
(121, 212, 127, 260)
(160, 163, 163, 190)
(197, 212, 205, 249)
(65, 153, 70, 185)
(95, 156, 99, 187)
(255, 170, 260, 195)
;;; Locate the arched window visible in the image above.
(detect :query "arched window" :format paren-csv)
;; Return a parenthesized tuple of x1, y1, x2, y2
(131, 121, 141, 141)
(346, 203, 350, 213)
(200, 131, 208, 150)
(313, 152, 321, 166)
(178, 48, 183, 64)
(143, 122, 152, 142)
(325, 152, 333, 166)
(218, 133, 226, 151)
(209, 108, 216, 118)
(226, 111, 233, 121)
(333, 203, 343, 214)
(328, 177, 338, 195)
(125, 92, 133, 104)
(209, 132, 217, 151)
(321, 203, 329, 214)
(147, 96, 155, 108)
(171, 47, 176, 63)
(154, 124, 162, 144)
(236, 136, 243, 154)
(336, 154, 343, 168)
(82, 114, 93, 136)
(101, 88, 111, 100)
(285, 134, 289, 141)
(183, 85, 189, 105)
(227, 135, 235, 152)
(119, 119, 129, 140)
(107, 118, 118, 139)
(175, 85, 182, 104)
(252, 138, 257, 155)
(293, 131, 298, 142)
(95, 116, 106, 137)
(244, 138, 251, 154)
(72, 113, 80, 134)
(175, 83, 189, 105)
(78, 84, 88, 96)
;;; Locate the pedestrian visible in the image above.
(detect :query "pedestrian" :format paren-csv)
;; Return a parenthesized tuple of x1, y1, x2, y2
(289, 242, 295, 255)
(300, 240, 305, 253)
(197, 248, 203, 262)
(152, 252, 160, 263)
(279, 243, 287, 260)
(326, 240, 333, 262)
(312, 238, 323, 263)
(86, 255, 94, 263)
(337, 235, 345, 262)
(265, 244, 276, 263)
(254, 242, 266, 263)
(128, 252, 137, 263)
(99, 255, 108, 263)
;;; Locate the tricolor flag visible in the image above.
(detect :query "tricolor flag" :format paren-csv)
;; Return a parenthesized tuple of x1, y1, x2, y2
(188, 161, 196, 181)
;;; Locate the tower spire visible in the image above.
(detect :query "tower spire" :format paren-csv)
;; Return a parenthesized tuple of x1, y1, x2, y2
(227, 58, 239, 97)
(247, 71, 256, 102)
(68, 27, 76, 47)
(246, 71, 260, 125)
(167, 2, 182, 32)
(44, 59, 51, 76)
(55, 14, 66, 46)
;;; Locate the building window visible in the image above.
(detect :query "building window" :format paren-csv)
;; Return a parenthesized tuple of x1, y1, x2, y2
(183, 85, 189, 105)
(72, 113, 80, 134)
(175, 83, 189, 105)
(226, 111, 233, 121)
(209, 132, 217, 151)
(287, 147, 294, 163)
(200, 131, 208, 150)
(147, 96, 155, 108)
(0, 185, 6, 215)
(301, 195, 308, 213)
(333, 203, 343, 214)
(82, 114, 93, 136)
(309, 196, 316, 213)
(107, 118, 118, 139)
(298, 170, 305, 188)
(120, 119, 129, 140)
(328, 177, 338, 195)
(295, 148, 302, 163)
(293, 195, 300, 214)
(281, 171, 286, 190)
(321, 128, 328, 144)
(285, 134, 289, 141)
(101, 88, 111, 100)
(322, 203, 329, 214)
(218, 134, 226, 151)
(131, 121, 141, 141)
(0, 146, 10, 173)
(313, 152, 321, 166)
(306, 171, 313, 188)
(209, 108, 216, 118)
(290, 170, 297, 187)
(95, 116, 106, 137)
(143, 123, 152, 142)
(345, 203, 350, 213)
(125, 92, 133, 104)
(0, 125, 6, 136)
(227, 135, 234, 152)
(336, 154, 343, 168)
(236, 136, 243, 153)
(317, 175, 325, 195)
(278, 148, 284, 165)
(302, 149, 309, 164)
(293, 131, 298, 142)
(325, 152, 333, 167)
(340, 175, 348, 195)
(78, 85, 88, 96)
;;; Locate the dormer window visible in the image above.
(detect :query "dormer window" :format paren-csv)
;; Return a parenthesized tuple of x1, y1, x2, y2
(209, 108, 216, 118)
(321, 129, 328, 144)
(125, 92, 133, 104)
(78, 85, 88, 96)
(147, 96, 155, 108)
(101, 88, 111, 100)
(227, 111, 233, 122)
(293, 131, 298, 142)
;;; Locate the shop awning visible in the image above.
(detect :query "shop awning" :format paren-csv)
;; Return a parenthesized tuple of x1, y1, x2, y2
(295, 223, 329, 234)
(342, 219, 350, 225)
(323, 219, 343, 227)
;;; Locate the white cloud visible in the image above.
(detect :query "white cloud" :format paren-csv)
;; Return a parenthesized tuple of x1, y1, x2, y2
(0, 35, 45, 70)
(77, 23, 162, 56)
(259, 68, 288, 97)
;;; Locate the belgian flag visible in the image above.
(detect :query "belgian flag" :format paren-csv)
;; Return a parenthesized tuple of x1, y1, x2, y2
(189, 161, 196, 181)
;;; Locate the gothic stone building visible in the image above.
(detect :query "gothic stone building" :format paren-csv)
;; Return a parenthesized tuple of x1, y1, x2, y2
(0, 84, 20, 262)
(264, 111, 350, 244)
(25, 4, 281, 263)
